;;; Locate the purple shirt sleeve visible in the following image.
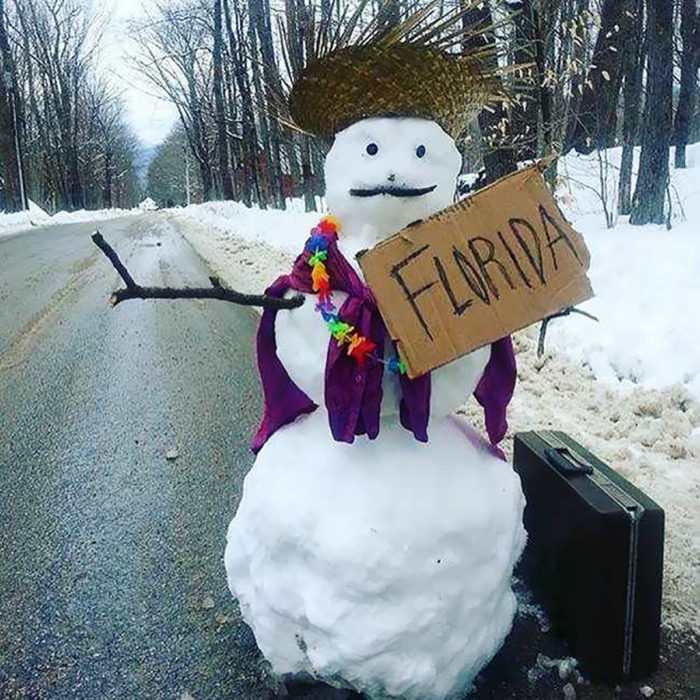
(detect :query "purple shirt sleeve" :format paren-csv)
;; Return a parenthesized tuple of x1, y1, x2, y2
(252, 276, 317, 453)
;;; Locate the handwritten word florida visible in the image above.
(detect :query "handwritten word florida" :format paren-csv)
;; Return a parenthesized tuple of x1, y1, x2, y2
(390, 204, 584, 341)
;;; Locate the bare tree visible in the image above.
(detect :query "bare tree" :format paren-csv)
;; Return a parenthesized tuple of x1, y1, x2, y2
(249, 0, 286, 208)
(566, 0, 636, 154)
(130, 1, 215, 202)
(4, 0, 138, 212)
(213, 0, 234, 199)
(222, 0, 260, 206)
(463, 1, 517, 185)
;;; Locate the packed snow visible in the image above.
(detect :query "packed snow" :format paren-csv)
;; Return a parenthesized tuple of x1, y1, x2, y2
(173, 196, 318, 258)
(0, 199, 143, 238)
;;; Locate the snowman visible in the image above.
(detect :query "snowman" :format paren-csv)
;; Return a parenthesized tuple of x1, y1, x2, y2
(225, 15, 526, 700)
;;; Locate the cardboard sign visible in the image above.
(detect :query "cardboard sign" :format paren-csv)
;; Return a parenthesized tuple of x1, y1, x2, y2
(359, 166, 594, 378)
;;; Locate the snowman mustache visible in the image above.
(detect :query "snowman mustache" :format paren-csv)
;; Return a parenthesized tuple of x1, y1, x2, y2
(350, 184, 437, 198)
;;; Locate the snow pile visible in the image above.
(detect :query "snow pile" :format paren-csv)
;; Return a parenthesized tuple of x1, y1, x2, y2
(549, 223, 700, 397)
(552, 144, 700, 401)
(174, 198, 319, 256)
(0, 199, 49, 237)
(0, 200, 142, 238)
(165, 201, 318, 297)
(226, 411, 525, 700)
(460, 327, 700, 634)
(47, 206, 141, 225)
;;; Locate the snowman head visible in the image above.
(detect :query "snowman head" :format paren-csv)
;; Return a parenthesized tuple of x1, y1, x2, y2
(324, 117, 461, 239)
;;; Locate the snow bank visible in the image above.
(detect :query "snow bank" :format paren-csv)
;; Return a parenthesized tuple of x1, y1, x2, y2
(226, 411, 525, 700)
(47, 206, 141, 225)
(548, 222, 700, 397)
(0, 199, 49, 237)
(174, 198, 320, 257)
(163, 201, 316, 298)
(0, 200, 142, 238)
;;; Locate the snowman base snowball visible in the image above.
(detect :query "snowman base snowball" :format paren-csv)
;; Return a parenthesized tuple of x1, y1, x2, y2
(225, 411, 526, 700)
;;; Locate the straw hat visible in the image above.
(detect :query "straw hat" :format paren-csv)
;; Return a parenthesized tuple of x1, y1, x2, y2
(289, 44, 495, 139)
(280, 2, 512, 140)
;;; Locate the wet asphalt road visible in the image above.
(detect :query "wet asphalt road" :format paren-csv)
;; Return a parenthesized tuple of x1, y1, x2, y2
(0, 216, 274, 699)
(0, 215, 697, 700)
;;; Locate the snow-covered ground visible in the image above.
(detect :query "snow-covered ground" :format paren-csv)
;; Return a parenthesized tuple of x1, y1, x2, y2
(0, 200, 142, 238)
(168, 145, 700, 635)
(553, 146, 700, 401)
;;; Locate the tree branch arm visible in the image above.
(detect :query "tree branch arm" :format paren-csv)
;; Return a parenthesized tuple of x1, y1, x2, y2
(91, 231, 304, 311)
(537, 306, 599, 358)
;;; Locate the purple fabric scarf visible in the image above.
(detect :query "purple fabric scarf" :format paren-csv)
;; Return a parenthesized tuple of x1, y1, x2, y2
(252, 232, 516, 458)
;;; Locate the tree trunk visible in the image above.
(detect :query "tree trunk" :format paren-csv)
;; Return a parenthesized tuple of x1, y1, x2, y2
(213, 0, 234, 199)
(251, 0, 286, 208)
(630, 0, 673, 226)
(103, 148, 113, 208)
(186, 66, 213, 202)
(198, 158, 214, 202)
(531, 5, 557, 185)
(246, 0, 273, 207)
(463, 2, 517, 185)
(0, 0, 26, 212)
(506, 0, 538, 161)
(562, 0, 591, 151)
(300, 136, 316, 210)
(673, 0, 700, 169)
(618, 0, 645, 216)
(567, 0, 635, 154)
(223, 0, 259, 207)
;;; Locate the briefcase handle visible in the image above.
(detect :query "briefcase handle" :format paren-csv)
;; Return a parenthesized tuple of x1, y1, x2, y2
(545, 447, 594, 477)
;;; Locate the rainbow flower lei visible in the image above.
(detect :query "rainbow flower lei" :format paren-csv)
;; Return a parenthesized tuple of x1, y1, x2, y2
(305, 216, 407, 374)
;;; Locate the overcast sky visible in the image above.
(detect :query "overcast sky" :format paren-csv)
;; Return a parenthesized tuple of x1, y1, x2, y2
(102, 0, 179, 148)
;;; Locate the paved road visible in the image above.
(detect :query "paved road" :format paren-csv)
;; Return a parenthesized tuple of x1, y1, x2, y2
(0, 215, 696, 700)
(0, 216, 274, 699)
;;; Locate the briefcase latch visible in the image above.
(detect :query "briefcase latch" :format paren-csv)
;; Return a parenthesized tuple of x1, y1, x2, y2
(545, 447, 594, 476)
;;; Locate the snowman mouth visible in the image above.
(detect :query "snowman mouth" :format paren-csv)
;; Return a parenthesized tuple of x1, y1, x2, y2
(350, 185, 437, 198)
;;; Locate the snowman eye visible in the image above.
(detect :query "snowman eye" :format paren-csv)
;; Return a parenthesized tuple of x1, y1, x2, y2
(366, 143, 379, 156)
(416, 145, 426, 158)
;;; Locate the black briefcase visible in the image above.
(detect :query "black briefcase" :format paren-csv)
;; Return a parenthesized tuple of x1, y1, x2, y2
(513, 430, 664, 681)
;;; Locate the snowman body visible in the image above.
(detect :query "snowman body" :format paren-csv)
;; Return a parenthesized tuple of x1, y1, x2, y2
(225, 118, 525, 700)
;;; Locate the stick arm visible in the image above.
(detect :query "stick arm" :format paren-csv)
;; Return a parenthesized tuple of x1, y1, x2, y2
(91, 231, 304, 311)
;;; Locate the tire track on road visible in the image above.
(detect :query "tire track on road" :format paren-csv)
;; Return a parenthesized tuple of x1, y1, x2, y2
(0, 248, 102, 371)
